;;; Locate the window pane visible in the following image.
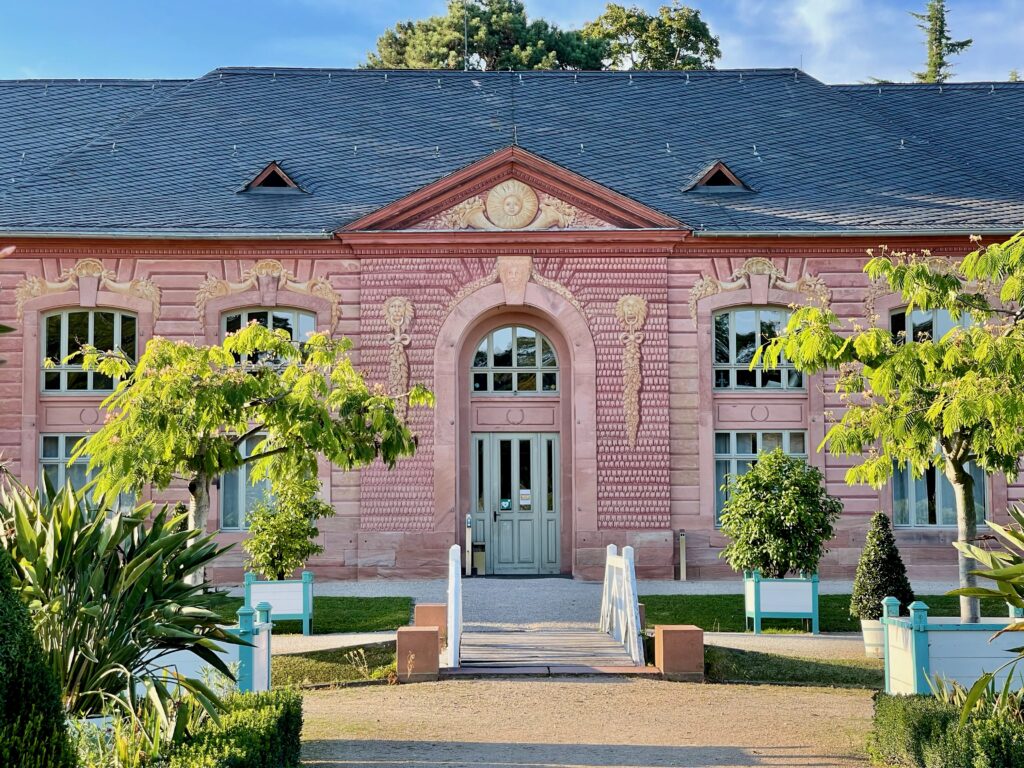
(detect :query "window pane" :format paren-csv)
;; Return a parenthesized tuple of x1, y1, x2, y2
(473, 339, 488, 368)
(759, 310, 785, 346)
(245, 476, 270, 526)
(892, 465, 909, 526)
(45, 314, 62, 360)
(516, 328, 536, 367)
(492, 328, 513, 367)
(516, 372, 536, 392)
(473, 373, 488, 392)
(221, 470, 239, 529)
(909, 310, 933, 341)
(733, 310, 757, 364)
(761, 433, 782, 452)
(121, 315, 137, 360)
(914, 468, 936, 525)
(715, 459, 730, 518)
(735, 369, 756, 388)
(518, 440, 531, 510)
(787, 370, 803, 388)
(476, 440, 485, 513)
(272, 311, 295, 339)
(499, 440, 511, 506)
(65, 435, 86, 458)
(714, 370, 730, 388)
(66, 370, 88, 390)
(789, 433, 806, 454)
(890, 310, 906, 339)
(541, 372, 557, 392)
(762, 368, 782, 388)
(249, 311, 269, 328)
(93, 372, 113, 390)
(298, 312, 315, 340)
(44, 371, 61, 391)
(42, 436, 60, 458)
(67, 461, 89, 491)
(714, 432, 730, 454)
(541, 339, 557, 367)
(938, 471, 957, 526)
(66, 311, 89, 354)
(493, 372, 513, 391)
(546, 440, 554, 511)
(714, 314, 730, 364)
(225, 314, 242, 334)
(93, 312, 115, 351)
(735, 433, 756, 454)
(42, 463, 60, 490)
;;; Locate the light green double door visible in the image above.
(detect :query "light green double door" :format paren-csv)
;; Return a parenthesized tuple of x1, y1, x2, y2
(470, 432, 560, 575)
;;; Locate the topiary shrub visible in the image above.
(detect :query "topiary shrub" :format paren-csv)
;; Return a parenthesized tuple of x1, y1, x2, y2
(0, 548, 76, 768)
(850, 511, 915, 620)
(719, 449, 843, 578)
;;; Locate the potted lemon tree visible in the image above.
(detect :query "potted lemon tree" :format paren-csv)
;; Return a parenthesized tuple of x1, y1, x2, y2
(719, 449, 842, 634)
(850, 511, 914, 657)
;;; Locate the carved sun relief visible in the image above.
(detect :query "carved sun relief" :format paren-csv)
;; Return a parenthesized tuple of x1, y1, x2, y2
(485, 180, 539, 229)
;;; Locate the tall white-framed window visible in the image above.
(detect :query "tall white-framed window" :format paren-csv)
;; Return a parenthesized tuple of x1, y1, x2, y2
(221, 307, 316, 342)
(39, 433, 134, 512)
(219, 434, 271, 531)
(892, 463, 987, 528)
(42, 309, 137, 393)
(890, 307, 966, 342)
(713, 430, 807, 522)
(471, 325, 558, 395)
(713, 308, 802, 390)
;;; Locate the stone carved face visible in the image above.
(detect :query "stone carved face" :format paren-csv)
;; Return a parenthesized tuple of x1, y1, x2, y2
(383, 296, 413, 331)
(485, 179, 539, 229)
(616, 294, 648, 330)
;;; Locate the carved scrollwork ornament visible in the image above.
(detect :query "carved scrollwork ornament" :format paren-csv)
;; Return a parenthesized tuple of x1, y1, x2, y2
(616, 294, 648, 449)
(687, 257, 832, 320)
(15, 258, 162, 321)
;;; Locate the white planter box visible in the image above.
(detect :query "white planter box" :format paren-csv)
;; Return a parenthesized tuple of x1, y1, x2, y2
(881, 598, 1024, 694)
(861, 619, 884, 658)
(244, 571, 314, 635)
(744, 571, 819, 634)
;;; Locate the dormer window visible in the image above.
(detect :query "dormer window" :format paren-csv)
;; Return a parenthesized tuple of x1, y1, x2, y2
(242, 162, 303, 194)
(685, 161, 750, 193)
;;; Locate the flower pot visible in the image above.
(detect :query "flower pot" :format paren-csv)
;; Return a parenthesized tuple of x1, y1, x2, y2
(743, 571, 819, 634)
(243, 571, 314, 635)
(861, 618, 883, 658)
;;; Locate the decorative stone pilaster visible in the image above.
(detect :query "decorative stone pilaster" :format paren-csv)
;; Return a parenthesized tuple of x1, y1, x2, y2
(383, 296, 414, 421)
(616, 294, 648, 449)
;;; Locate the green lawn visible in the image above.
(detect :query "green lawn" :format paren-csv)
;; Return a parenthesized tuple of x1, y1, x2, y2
(272, 642, 397, 687)
(210, 595, 412, 635)
(704, 646, 884, 688)
(640, 593, 1009, 634)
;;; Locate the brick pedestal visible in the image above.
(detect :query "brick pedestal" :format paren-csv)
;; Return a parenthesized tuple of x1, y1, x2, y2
(397, 626, 440, 682)
(654, 624, 704, 682)
(414, 603, 448, 648)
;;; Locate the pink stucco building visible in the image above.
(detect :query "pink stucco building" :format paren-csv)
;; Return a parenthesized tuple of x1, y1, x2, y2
(2, 69, 1022, 581)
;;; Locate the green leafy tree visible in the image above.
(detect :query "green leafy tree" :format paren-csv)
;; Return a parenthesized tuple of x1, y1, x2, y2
(583, 2, 721, 70)
(757, 232, 1024, 623)
(243, 493, 334, 580)
(850, 512, 915, 620)
(72, 323, 431, 544)
(719, 449, 843, 578)
(0, 548, 76, 768)
(0, 476, 236, 723)
(911, 0, 972, 83)
(363, 0, 607, 71)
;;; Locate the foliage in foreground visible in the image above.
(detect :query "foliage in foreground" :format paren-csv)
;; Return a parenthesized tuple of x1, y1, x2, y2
(758, 231, 1024, 621)
(869, 692, 1024, 767)
(0, 549, 76, 768)
(0, 478, 236, 721)
(243, 494, 335, 581)
(850, 512, 915, 621)
(718, 449, 843, 578)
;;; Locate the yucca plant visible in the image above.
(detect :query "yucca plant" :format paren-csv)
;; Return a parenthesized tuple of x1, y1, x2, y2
(0, 474, 240, 725)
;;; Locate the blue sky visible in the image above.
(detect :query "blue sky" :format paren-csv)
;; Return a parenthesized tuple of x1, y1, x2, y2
(1, 0, 1020, 83)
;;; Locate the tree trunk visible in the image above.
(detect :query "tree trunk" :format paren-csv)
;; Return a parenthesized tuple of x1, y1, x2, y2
(945, 458, 980, 624)
(186, 472, 211, 585)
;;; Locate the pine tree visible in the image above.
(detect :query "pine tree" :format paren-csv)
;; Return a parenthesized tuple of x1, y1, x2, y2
(850, 512, 915, 620)
(911, 0, 972, 83)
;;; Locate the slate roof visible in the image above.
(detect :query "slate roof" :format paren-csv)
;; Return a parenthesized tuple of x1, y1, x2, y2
(0, 67, 1022, 236)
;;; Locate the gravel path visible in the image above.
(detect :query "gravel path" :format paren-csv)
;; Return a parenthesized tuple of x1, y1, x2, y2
(301, 677, 874, 767)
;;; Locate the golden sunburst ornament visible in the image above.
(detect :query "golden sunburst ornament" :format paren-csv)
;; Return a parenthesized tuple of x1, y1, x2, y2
(485, 180, 539, 229)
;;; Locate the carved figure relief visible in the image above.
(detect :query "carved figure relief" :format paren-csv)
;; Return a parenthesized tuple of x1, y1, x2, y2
(496, 255, 532, 305)
(195, 259, 340, 330)
(383, 296, 414, 422)
(417, 180, 613, 231)
(616, 294, 648, 449)
(15, 258, 162, 321)
(688, 257, 831, 320)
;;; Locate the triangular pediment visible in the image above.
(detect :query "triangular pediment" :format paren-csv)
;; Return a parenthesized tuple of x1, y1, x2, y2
(339, 147, 684, 232)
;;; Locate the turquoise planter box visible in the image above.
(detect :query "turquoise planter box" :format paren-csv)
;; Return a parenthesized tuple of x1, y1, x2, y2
(244, 571, 314, 636)
(743, 570, 819, 634)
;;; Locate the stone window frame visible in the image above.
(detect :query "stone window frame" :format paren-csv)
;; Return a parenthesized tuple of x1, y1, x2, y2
(40, 307, 138, 394)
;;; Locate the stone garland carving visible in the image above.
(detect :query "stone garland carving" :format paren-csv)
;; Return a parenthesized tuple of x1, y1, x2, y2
(616, 295, 648, 449)
(15, 258, 162, 321)
(419, 179, 611, 231)
(195, 259, 340, 330)
(688, 257, 831, 320)
(383, 296, 414, 422)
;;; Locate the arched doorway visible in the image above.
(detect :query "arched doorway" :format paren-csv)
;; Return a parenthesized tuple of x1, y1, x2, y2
(433, 280, 597, 577)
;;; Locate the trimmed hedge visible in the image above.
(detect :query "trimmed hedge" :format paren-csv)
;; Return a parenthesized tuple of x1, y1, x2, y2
(0, 549, 76, 768)
(168, 689, 303, 768)
(870, 693, 1024, 767)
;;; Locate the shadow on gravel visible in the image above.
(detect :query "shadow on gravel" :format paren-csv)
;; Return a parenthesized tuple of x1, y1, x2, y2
(301, 740, 838, 767)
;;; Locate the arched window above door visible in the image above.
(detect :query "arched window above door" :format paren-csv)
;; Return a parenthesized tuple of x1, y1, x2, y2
(471, 325, 558, 395)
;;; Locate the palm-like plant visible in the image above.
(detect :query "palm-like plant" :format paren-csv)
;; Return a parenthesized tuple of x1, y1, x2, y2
(0, 474, 239, 722)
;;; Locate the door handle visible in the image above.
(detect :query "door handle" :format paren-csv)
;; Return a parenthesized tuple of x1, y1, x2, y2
(492, 509, 497, 522)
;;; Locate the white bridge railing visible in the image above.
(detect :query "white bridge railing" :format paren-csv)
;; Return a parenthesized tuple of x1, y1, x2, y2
(446, 544, 463, 668)
(599, 544, 645, 666)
